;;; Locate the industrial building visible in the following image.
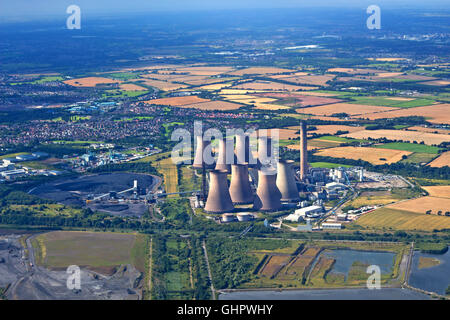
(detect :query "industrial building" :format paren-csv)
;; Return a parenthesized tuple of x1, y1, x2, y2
(322, 223, 342, 230)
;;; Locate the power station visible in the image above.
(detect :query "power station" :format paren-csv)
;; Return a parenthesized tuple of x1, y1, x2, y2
(194, 121, 316, 217)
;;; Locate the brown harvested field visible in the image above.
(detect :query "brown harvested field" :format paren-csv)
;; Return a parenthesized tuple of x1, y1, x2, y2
(260, 255, 291, 277)
(178, 100, 243, 111)
(327, 68, 384, 75)
(229, 98, 277, 105)
(306, 125, 364, 136)
(280, 74, 335, 86)
(232, 80, 309, 91)
(310, 115, 350, 122)
(184, 77, 237, 86)
(314, 146, 412, 165)
(343, 129, 450, 145)
(269, 72, 309, 79)
(422, 186, 450, 198)
(386, 197, 450, 214)
(428, 151, 450, 167)
(420, 80, 450, 86)
(254, 103, 290, 110)
(172, 66, 234, 76)
(119, 83, 147, 91)
(144, 96, 210, 106)
(255, 92, 342, 106)
(296, 103, 397, 116)
(308, 139, 344, 148)
(386, 97, 415, 101)
(286, 144, 320, 151)
(140, 73, 184, 81)
(295, 91, 340, 97)
(407, 126, 450, 135)
(64, 77, 121, 87)
(135, 79, 188, 91)
(359, 104, 450, 125)
(258, 128, 298, 140)
(228, 67, 295, 76)
(199, 82, 233, 90)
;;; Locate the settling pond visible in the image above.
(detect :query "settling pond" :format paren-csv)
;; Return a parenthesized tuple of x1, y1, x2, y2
(408, 247, 450, 295)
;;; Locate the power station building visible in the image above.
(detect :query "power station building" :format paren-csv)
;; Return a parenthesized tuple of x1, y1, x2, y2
(197, 120, 314, 216)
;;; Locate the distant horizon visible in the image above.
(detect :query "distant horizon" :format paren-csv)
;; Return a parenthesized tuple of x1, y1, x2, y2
(0, 0, 449, 22)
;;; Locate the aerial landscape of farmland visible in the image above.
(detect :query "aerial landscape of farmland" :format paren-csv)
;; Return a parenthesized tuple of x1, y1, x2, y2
(0, 0, 449, 307)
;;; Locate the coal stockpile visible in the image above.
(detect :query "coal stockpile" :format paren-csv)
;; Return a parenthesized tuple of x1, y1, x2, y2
(30, 173, 160, 217)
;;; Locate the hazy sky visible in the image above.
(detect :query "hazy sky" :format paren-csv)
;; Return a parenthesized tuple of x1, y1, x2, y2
(0, 0, 448, 20)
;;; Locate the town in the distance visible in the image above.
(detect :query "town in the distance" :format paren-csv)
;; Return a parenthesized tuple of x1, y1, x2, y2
(0, 3, 449, 301)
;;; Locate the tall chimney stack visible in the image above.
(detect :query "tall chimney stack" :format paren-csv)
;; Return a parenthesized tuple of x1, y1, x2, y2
(215, 138, 231, 173)
(204, 170, 235, 213)
(229, 163, 254, 204)
(253, 169, 282, 212)
(276, 160, 300, 202)
(300, 121, 308, 181)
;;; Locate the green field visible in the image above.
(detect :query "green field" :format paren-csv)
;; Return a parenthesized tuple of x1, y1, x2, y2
(316, 136, 365, 143)
(348, 96, 435, 108)
(401, 153, 438, 164)
(7, 204, 82, 217)
(33, 231, 143, 275)
(32, 76, 64, 84)
(310, 162, 353, 169)
(104, 72, 140, 80)
(102, 89, 149, 99)
(374, 142, 440, 154)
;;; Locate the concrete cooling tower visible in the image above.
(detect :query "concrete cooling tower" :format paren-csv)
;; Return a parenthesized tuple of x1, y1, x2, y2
(215, 138, 231, 173)
(229, 164, 254, 204)
(193, 136, 213, 169)
(258, 136, 278, 169)
(235, 133, 257, 167)
(253, 169, 282, 212)
(276, 160, 300, 202)
(204, 170, 235, 213)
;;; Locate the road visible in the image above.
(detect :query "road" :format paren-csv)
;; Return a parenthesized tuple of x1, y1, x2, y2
(202, 240, 216, 300)
(148, 237, 153, 299)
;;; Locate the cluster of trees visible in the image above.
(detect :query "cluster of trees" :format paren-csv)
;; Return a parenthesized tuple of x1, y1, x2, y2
(150, 235, 211, 300)
(158, 199, 190, 224)
(206, 237, 289, 289)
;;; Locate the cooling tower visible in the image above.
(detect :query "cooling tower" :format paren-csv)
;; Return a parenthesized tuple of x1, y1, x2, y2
(276, 160, 300, 202)
(204, 170, 235, 213)
(235, 133, 257, 166)
(253, 169, 282, 212)
(229, 164, 254, 204)
(193, 136, 213, 169)
(215, 138, 231, 173)
(257, 136, 272, 164)
(300, 121, 308, 181)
